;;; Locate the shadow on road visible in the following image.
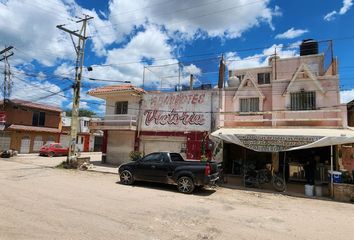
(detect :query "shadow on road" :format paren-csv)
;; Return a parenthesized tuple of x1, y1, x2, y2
(115, 181, 217, 196)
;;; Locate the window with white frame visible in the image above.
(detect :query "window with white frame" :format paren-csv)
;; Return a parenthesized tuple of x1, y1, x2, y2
(115, 101, 128, 114)
(240, 98, 259, 112)
(290, 91, 316, 110)
(257, 72, 270, 84)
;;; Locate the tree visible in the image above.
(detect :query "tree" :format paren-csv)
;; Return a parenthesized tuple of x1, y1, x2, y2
(65, 109, 97, 117)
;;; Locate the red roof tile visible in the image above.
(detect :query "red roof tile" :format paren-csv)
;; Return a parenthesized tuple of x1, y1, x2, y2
(1, 99, 62, 112)
(8, 124, 61, 133)
(87, 84, 146, 96)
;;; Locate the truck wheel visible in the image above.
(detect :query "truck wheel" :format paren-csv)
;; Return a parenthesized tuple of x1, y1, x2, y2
(120, 170, 134, 185)
(177, 176, 195, 194)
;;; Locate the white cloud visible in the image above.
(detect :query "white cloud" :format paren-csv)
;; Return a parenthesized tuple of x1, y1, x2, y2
(324, 0, 353, 21)
(275, 28, 308, 39)
(339, 0, 353, 14)
(183, 64, 202, 76)
(85, 25, 178, 89)
(226, 44, 298, 70)
(324, 11, 337, 21)
(340, 89, 354, 103)
(0, 0, 80, 66)
(92, 0, 281, 48)
(10, 73, 69, 108)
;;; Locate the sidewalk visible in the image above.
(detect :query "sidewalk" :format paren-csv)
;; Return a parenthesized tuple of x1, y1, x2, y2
(87, 161, 118, 174)
(5, 152, 118, 175)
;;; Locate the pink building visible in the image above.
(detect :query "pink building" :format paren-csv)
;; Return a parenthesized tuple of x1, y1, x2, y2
(212, 40, 354, 196)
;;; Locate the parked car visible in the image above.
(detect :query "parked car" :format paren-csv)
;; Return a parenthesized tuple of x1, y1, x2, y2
(39, 143, 68, 157)
(118, 152, 219, 193)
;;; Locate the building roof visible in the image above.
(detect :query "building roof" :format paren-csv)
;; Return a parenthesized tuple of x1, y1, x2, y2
(1, 99, 62, 112)
(7, 124, 61, 133)
(87, 84, 146, 97)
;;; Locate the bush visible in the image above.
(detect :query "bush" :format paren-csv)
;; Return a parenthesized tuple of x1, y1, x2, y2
(129, 151, 142, 161)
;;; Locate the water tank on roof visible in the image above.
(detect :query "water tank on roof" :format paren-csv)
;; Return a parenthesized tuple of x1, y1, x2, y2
(300, 39, 318, 56)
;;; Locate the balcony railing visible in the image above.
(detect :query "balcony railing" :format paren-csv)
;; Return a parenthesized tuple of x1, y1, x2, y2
(89, 115, 137, 130)
(221, 108, 344, 128)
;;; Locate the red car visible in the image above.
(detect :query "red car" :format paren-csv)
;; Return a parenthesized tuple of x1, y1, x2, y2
(39, 143, 68, 157)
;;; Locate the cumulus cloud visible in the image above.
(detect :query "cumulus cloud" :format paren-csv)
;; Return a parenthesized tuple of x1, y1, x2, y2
(0, 0, 80, 66)
(85, 25, 178, 89)
(340, 89, 354, 103)
(275, 28, 308, 39)
(226, 44, 298, 70)
(92, 0, 281, 47)
(324, 0, 353, 21)
(10, 73, 69, 108)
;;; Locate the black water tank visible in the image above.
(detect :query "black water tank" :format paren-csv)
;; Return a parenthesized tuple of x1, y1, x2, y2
(300, 39, 318, 56)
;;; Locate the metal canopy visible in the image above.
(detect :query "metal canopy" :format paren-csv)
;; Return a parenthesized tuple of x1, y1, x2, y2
(211, 128, 354, 152)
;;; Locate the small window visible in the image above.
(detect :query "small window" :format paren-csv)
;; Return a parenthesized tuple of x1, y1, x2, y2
(142, 153, 163, 163)
(290, 91, 316, 110)
(32, 112, 45, 126)
(257, 72, 270, 84)
(170, 153, 184, 162)
(84, 121, 89, 127)
(115, 101, 128, 115)
(240, 98, 259, 112)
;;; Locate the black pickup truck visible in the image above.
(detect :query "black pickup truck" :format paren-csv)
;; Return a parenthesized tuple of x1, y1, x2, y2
(118, 152, 219, 193)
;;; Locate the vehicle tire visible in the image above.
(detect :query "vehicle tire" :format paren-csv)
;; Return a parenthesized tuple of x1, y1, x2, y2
(177, 176, 195, 194)
(272, 176, 286, 192)
(48, 151, 55, 157)
(120, 170, 134, 185)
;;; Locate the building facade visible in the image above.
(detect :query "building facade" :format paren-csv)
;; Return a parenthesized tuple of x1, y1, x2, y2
(212, 40, 354, 194)
(60, 116, 102, 152)
(0, 99, 62, 153)
(88, 85, 218, 165)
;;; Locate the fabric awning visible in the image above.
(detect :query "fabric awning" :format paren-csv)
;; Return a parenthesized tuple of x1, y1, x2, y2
(211, 128, 354, 152)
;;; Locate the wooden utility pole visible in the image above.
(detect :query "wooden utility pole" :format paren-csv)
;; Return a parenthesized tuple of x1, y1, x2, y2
(57, 15, 93, 163)
(0, 46, 13, 150)
(0, 46, 14, 109)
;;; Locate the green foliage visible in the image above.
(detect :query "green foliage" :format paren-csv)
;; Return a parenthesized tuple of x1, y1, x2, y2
(200, 155, 208, 162)
(65, 109, 97, 117)
(129, 151, 142, 161)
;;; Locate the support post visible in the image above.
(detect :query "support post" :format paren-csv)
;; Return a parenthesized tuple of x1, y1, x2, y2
(330, 145, 334, 198)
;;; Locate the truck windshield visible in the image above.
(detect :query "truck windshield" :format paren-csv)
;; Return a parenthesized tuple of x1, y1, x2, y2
(170, 153, 184, 162)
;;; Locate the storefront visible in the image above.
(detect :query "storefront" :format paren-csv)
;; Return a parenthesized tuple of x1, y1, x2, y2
(138, 90, 217, 160)
(211, 128, 354, 196)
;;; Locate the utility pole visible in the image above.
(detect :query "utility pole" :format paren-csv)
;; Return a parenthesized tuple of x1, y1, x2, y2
(0, 46, 13, 151)
(1, 46, 14, 106)
(57, 15, 93, 163)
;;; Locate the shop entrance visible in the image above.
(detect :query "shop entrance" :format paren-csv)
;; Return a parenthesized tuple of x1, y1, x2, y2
(222, 142, 334, 195)
(223, 143, 272, 175)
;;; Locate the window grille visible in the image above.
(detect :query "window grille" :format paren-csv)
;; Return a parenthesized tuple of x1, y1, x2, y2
(290, 91, 316, 110)
(115, 101, 128, 114)
(240, 98, 259, 112)
(257, 72, 270, 84)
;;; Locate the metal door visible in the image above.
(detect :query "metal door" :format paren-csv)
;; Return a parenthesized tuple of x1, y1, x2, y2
(20, 136, 31, 153)
(33, 136, 43, 152)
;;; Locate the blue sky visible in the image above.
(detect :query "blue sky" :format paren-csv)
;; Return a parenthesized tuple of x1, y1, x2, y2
(0, 0, 353, 115)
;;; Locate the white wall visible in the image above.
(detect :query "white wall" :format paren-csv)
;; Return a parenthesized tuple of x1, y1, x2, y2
(106, 130, 135, 165)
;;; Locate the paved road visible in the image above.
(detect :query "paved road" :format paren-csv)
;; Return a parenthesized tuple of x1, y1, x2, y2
(0, 157, 353, 240)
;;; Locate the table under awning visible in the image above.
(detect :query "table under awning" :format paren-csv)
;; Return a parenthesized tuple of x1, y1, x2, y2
(211, 128, 354, 152)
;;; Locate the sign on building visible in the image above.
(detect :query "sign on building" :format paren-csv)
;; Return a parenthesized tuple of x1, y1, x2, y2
(236, 134, 323, 152)
(141, 91, 212, 132)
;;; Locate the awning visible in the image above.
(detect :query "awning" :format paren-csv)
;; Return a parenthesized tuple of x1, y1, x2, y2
(211, 128, 354, 152)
